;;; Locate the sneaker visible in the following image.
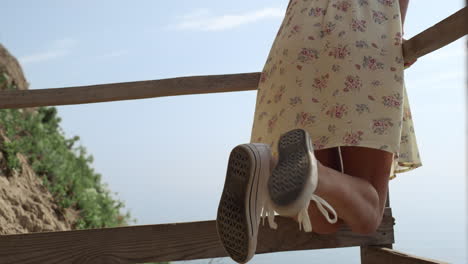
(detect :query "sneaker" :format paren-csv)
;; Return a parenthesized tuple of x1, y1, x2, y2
(268, 128, 338, 232)
(216, 143, 274, 263)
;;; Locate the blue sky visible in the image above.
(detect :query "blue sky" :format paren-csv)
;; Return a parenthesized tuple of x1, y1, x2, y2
(1, 0, 466, 263)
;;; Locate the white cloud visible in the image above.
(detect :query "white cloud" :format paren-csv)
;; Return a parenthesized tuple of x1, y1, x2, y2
(168, 7, 284, 32)
(19, 38, 77, 65)
(177, 8, 210, 20)
(96, 50, 129, 60)
(19, 50, 68, 65)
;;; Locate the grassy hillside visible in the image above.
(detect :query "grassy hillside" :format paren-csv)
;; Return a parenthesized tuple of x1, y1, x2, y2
(1, 71, 175, 263)
(0, 72, 131, 229)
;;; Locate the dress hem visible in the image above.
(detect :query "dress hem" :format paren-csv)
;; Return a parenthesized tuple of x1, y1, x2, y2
(267, 139, 422, 180)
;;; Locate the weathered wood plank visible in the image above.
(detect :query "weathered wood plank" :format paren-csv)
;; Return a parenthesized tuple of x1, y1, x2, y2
(360, 246, 449, 264)
(403, 6, 467, 63)
(0, 208, 394, 264)
(0, 7, 466, 109)
(0, 72, 261, 109)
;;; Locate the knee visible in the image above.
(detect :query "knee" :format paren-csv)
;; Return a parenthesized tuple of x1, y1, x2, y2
(351, 187, 385, 235)
(351, 211, 383, 235)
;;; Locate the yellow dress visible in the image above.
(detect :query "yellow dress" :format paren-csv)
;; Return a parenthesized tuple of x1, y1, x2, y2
(250, 0, 422, 179)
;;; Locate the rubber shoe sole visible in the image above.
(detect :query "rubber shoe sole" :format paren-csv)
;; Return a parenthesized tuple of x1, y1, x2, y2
(268, 129, 316, 215)
(216, 144, 269, 263)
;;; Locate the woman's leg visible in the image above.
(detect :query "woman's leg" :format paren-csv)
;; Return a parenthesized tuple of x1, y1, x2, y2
(305, 147, 345, 234)
(301, 146, 393, 235)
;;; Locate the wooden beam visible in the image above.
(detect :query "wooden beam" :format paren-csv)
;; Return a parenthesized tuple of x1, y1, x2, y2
(1, 8, 465, 109)
(0, 72, 261, 109)
(403, 6, 467, 63)
(361, 246, 449, 264)
(0, 208, 394, 264)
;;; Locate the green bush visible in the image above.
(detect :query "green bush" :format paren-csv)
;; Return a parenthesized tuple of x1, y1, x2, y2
(0, 74, 132, 229)
(0, 72, 172, 263)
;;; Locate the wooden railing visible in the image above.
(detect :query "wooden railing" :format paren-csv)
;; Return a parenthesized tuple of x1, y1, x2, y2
(0, 7, 466, 110)
(0, 209, 394, 264)
(0, 6, 465, 264)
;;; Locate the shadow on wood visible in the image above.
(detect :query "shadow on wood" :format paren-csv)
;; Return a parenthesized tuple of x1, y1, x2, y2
(0, 209, 393, 264)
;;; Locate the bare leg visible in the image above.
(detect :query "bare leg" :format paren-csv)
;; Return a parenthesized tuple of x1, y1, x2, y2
(303, 147, 345, 234)
(287, 146, 393, 235)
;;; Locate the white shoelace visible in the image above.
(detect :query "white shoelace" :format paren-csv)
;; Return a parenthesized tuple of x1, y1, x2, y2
(261, 194, 337, 232)
(260, 144, 339, 232)
(260, 200, 278, 229)
(297, 195, 338, 232)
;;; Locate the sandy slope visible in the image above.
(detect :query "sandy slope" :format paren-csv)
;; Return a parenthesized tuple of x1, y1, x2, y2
(0, 44, 76, 235)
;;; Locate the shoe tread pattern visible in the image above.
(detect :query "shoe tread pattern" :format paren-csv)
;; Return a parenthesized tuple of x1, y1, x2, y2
(217, 146, 252, 263)
(268, 129, 310, 206)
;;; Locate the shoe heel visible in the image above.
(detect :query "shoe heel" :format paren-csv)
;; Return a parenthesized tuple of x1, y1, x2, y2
(216, 145, 254, 263)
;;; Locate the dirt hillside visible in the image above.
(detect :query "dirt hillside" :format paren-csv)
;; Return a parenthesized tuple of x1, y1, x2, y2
(0, 44, 76, 235)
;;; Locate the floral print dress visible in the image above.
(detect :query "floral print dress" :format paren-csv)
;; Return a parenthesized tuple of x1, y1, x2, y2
(250, 0, 422, 179)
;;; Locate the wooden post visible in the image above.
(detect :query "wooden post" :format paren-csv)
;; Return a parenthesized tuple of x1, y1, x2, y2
(361, 189, 394, 263)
